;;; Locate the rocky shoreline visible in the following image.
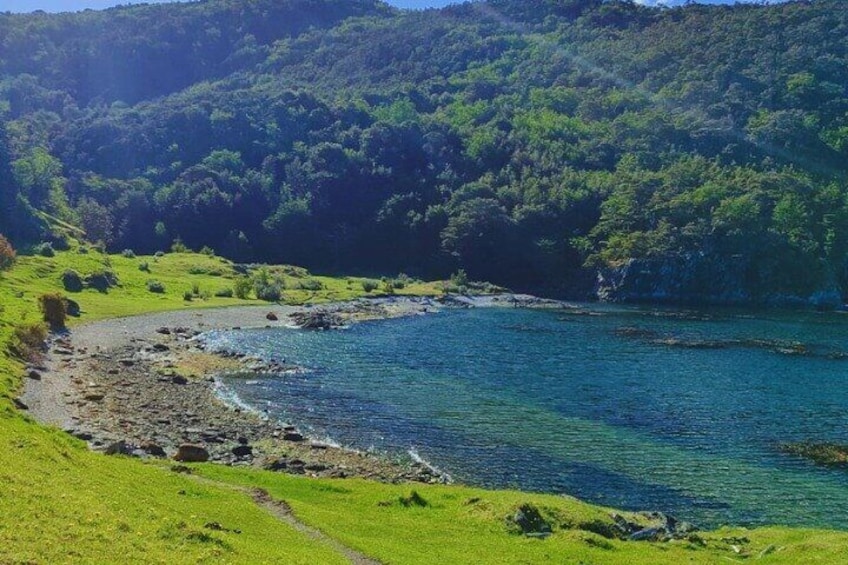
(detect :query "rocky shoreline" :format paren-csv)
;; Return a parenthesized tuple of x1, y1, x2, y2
(21, 294, 573, 484)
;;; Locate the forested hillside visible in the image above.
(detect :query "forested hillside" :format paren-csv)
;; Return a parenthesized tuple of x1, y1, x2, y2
(2, 0, 847, 303)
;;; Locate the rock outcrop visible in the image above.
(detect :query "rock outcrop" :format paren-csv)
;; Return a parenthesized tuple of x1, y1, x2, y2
(596, 254, 841, 309)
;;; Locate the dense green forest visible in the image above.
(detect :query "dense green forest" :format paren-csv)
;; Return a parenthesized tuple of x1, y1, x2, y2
(1, 0, 847, 303)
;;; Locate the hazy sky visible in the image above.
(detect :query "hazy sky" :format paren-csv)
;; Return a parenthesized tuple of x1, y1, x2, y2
(2, 0, 788, 14)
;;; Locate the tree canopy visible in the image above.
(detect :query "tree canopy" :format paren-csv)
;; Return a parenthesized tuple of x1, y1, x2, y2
(1, 0, 847, 302)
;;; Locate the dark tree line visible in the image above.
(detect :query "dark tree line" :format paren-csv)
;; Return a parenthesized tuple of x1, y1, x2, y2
(2, 0, 848, 300)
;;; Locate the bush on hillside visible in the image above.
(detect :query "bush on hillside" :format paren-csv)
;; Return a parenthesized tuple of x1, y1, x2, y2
(253, 268, 284, 302)
(12, 322, 48, 360)
(61, 269, 84, 292)
(233, 276, 252, 299)
(85, 270, 119, 292)
(296, 279, 323, 291)
(450, 269, 468, 288)
(255, 281, 283, 302)
(50, 238, 70, 251)
(362, 279, 379, 293)
(33, 242, 55, 257)
(39, 293, 68, 330)
(382, 278, 395, 294)
(0, 234, 16, 271)
(146, 280, 166, 293)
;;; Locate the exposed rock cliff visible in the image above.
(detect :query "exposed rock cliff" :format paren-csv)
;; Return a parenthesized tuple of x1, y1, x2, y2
(595, 254, 842, 309)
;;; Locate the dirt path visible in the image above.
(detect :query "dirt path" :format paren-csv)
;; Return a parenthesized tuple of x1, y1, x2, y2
(181, 469, 383, 565)
(250, 487, 382, 565)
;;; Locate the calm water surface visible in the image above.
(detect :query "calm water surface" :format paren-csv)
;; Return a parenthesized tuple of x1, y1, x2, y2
(201, 305, 848, 529)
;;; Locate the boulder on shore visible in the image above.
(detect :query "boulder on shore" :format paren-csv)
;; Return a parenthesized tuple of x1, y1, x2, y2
(173, 443, 209, 462)
(288, 311, 342, 330)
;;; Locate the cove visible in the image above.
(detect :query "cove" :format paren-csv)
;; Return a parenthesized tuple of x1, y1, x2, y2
(201, 305, 848, 530)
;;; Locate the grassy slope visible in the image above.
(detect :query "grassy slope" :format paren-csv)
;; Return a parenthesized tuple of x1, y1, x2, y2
(0, 248, 846, 563)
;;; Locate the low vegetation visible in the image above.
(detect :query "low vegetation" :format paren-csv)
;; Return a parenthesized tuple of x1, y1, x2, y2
(37, 293, 67, 330)
(0, 234, 15, 271)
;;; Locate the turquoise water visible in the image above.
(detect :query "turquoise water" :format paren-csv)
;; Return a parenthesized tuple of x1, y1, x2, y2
(202, 305, 848, 529)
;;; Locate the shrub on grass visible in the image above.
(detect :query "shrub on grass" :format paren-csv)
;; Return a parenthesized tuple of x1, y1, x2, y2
(382, 278, 395, 294)
(121, 249, 136, 258)
(39, 293, 68, 330)
(147, 280, 166, 294)
(199, 246, 215, 256)
(255, 282, 283, 302)
(0, 234, 16, 270)
(215, 288, 234, 298)
(61, 269, 84, 292)
(450, 269, 468, 288)
(253, 268, 284, 302)
(170, 239, 188, 253)
(51, 237, 70, 251)
(362, 279, 379, 293)
(183, 291, 193, 301)
(297, 279, 323, 291)
(188, 266, 225, 276)
(12, 322, 48, 360)
(34, 242, 54, 257)
(85, 270, 118, 292)
(233, 276, 252, 299)
(138, 261, 150, 272)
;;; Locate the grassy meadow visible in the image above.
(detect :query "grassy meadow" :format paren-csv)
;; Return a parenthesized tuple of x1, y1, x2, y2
(0, 247, 846, 563)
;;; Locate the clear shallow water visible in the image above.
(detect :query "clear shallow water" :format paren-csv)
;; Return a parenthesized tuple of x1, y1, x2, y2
(201, 305, 848, 529)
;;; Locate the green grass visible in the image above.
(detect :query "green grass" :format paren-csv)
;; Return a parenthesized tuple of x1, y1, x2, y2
(1, 247, 848, 563)
(199, 466, 848, 564)
(0, 416, 348, 564)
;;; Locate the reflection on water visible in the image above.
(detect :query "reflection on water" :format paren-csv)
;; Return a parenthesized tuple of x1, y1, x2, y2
(201, 305, 848, 529)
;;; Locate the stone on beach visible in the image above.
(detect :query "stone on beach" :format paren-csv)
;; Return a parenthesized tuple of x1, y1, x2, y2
(173, 444, 210, 462)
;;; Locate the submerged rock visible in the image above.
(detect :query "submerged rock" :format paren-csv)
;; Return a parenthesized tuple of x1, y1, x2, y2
(780, 441, 848, 467)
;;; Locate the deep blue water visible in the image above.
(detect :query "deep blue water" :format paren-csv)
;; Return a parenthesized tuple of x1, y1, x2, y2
(201, 305, 848, 529)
